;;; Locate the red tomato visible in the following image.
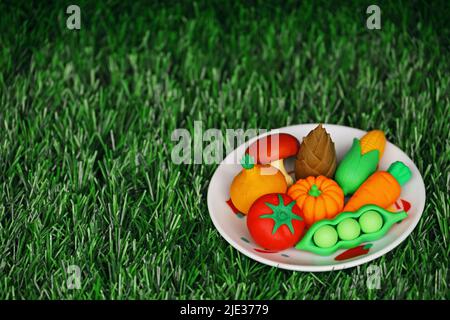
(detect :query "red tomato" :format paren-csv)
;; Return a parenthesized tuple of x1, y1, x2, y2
(247, 193, 306, 251)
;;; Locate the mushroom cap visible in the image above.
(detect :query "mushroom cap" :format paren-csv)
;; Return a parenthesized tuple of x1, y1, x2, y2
(245, 133, 300, 164)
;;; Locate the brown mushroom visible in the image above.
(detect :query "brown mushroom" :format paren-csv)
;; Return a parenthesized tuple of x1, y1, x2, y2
(245, 133, 300, 186)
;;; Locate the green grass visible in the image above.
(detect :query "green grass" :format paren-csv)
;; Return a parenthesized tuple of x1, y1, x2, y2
(0, 0, 448, 299)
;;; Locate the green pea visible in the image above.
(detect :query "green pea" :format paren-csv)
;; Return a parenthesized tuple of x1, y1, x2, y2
(359, 210, 383, 233)
(313, 225, 338, 248)
(337, 218, 361, 240)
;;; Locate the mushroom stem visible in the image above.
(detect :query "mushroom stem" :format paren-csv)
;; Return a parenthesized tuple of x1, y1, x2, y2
(270, 159, 293, 186)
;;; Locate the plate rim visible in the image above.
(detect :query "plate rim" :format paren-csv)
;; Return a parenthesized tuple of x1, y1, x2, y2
(207, 123, 426, 272)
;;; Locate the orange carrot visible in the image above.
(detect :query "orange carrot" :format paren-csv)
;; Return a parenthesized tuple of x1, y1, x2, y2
(343, 161, 411, 212)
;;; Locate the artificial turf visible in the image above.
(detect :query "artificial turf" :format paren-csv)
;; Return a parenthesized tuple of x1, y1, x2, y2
(0, 0, 448, 299)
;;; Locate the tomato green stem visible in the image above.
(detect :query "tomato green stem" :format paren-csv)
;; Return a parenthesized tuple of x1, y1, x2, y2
(260, 194, 303, 234)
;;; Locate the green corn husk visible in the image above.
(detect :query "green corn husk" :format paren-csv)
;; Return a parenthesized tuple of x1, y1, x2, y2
(335, 139, 379, 195)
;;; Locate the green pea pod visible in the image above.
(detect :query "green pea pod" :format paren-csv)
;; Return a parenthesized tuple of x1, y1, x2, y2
(335, 139, 379, 195)
(295, 204, 407, 256)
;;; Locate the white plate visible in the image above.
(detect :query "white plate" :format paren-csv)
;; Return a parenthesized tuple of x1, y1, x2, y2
(207, 124, 426, 272)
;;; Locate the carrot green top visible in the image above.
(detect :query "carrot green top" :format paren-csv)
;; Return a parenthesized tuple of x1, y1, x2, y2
(387, 161, 412, 186)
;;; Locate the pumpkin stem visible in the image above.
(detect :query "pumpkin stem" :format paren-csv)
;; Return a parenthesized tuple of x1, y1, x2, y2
(308, 184, 321, 197)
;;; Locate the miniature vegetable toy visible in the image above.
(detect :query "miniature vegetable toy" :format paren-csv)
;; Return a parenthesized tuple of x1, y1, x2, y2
(230, 154, 287, 214)
(246, 133, 300, 186)
(360, 130, 386, 160)
(287, 175, 344, 226)
(295, 124, 337, 179)
(247, 193, 306, 251)
(359, 210, 383, 233)
(295, 204, 408, 255)
(336, 218, 361, 241)
(343, 161, 412, 212)
(313, 225, 338, 248)
(335, 130, 386, 195)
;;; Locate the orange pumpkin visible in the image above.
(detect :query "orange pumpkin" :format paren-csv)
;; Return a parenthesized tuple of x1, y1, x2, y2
(287, 176, 344, 226)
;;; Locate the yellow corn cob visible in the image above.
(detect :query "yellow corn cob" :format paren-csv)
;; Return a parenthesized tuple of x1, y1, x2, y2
(360, 130, 386, 160)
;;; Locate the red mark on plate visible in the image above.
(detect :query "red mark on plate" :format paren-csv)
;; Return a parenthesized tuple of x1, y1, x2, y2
(335, 243, 373, 261)
(400, 199, 411, 212)
(226, 198, 241, 214)
(392, 198, 412, 213)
